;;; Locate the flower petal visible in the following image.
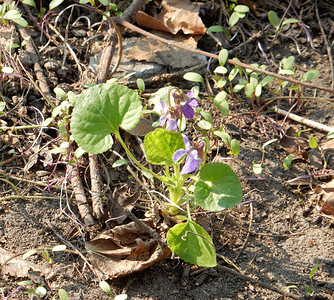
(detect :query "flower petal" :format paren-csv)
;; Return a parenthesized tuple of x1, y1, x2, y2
(173, 149, 187, 163)
(180, 150, 202, 175)
(166, 117, 178, 131)
(181, 104, 195, 119)
(188, 98, 199, 108)
(160, 100, 167, 114)
(186, 89, 195, 98)
(159, 115, 167, 127)
(182, 134, 191, 150)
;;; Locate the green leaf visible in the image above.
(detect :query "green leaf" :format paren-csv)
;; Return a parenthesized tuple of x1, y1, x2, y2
(255, 83, 262, 97)
(99, 281, 111, 295)
(5, 10, 28, 27)
(112, 159, 128, 167)
(214, 66, 228, 74)
(22, 249, 38, 259)
(71, 83, 142, 154)
(2, 66, 14, 73)
(305, 286, 314, 296)
(200, 111, 212, 123)
(183, 72, 204, 83)
(252, 163, 262, 174)
(194, 162, 242, 211)
(309, 136, 318, 148)
(20, 0, 36, 8)
(213, 131, 231, 146)
(74, 147, 85, 159)
(282, 56, 295, 70)
(144, 129, 184, 165)
(327, 132, 334, 139)
(234, 5, 250, 13)
(208, 25, 224, 32)
(217, 79, 227, 88)
(99, 0, 109, 5)
(58, 289, 69, 300)
(218, 49, 229, 66)
(167, 221, 217, 267)
(214, 91, 229, 116)
(268, 10, 280, 29)
(198, 120, 212, 130)
(52, 245, 67, 252)
(54, 87, 66, 100)
(35, 286, 47, 296)
(136, 78, 145, 93)
(228, 66, 239, 81)
(281, 18, 299, 26)
(302, 69, 320, 81)
(229, 139, 240, 156)
(309, 264, 319, 281)
(18, 280, 34, 286)
(229, 12, 240, 27)
(279, 69, 294, 76)
(283, 154, 294, 169)
(261, 75, 275, 87)
(244, 82, 254, 97)
(49, 0, 64, 10)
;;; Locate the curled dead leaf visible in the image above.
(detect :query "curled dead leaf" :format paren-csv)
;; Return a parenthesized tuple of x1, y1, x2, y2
(86, 219, 171, 279)
(315, 179, 334, 215)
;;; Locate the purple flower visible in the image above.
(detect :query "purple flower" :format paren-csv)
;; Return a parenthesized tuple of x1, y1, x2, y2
(173, 134, 204, 175)
(159, 101, 179, 131)
(179, 89, 199, 120)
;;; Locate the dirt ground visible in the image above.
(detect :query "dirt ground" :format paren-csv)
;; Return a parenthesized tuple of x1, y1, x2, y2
(0, 0, 334, 299)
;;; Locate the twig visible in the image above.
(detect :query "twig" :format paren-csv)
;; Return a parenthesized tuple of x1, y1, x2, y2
(16, 26, 55, 108)
(115, 19, 334, 94)
(216, 264, 300, 299)
(88, 153, 105, 220)
(273, 106, 334, 133)
(315, 0, 334, 89)
(67, 164, 96, 226)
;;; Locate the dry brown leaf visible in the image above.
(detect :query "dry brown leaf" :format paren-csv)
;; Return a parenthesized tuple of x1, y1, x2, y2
(160, 0, 206, 35)
(136, 0, 206, 35)
(0, 248, 42, 278)
(279, 127, 309, 159)
(315, 179, 334, 215)
(135, 11, 171, 33)
(127, 31, 206, 69)
(86, 219, 171, 279)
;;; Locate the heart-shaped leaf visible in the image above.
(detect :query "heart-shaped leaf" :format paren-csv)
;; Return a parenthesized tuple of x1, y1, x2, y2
(144, 129, 184, 165)
(71, 83, 142, 154)
(167, 220, 216, 267)
(194, 162, 242, 211)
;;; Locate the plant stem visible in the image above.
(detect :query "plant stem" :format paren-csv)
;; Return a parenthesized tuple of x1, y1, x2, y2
(115, 131, 169, 184)
(0, 124, 45, 131)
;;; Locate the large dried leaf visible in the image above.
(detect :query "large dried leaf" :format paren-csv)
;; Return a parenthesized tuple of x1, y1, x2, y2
(135, 0, 206, 35)
(127, 32, 206, 69)
(86, 219, 171, 279)
(0, 248, 42, 278)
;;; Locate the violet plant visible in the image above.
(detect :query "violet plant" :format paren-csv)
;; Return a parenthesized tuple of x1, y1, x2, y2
(70, 81, 242, 267)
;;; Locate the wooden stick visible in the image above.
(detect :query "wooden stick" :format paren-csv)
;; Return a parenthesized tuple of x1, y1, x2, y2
(273, 106, 334, 133)
(115, 19, 334, 95)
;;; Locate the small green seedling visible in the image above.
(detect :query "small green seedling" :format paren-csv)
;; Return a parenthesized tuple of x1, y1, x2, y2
(283, 154, 294, 169)
(268, 10, 299, 32)
(305, 264, 319, 296)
